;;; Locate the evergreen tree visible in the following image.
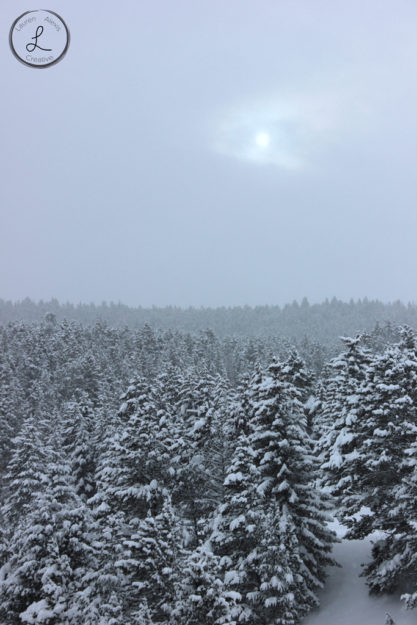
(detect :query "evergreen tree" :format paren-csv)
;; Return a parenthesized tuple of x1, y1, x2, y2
(171, 369, 233, 544)
(0, 361, 27, 488)
(90, 376, 182, 622)
(282, 349, 315, 431)
(353, 329, 417, 596)
(344, 340, 417, 540)
(210, 360, 337, 624)
(2, 413, 49, 526)
(173, 542, 239, 625)
(61, 398, 97, 500)
(116, 494, 184, 623)
(282, 349, 314, 404)
(317, 336, 373, 516)
(0, 433, 99, 625)
(94, 376, 171, 520)
(397, 430, 417, 608)
(318, 329, 417, 600)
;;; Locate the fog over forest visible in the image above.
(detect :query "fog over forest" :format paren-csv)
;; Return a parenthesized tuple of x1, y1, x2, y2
(2, 297, 417, 345)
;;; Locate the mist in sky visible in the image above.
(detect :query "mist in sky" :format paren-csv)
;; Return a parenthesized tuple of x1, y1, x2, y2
(1, 0, 416, 307)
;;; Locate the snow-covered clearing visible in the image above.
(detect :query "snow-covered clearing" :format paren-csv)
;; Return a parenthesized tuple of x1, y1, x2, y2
(303, 520, 416, 625)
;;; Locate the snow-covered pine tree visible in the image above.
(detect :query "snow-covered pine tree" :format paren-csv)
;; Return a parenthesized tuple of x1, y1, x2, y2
(137, 324, 160, 379)
(343, 337, 417, 541)
(317, 336, 373, 517)
(116, 493, 184, 623)
(94, 376, 172, 520)
(232, 368, 262, 438)
(1, 412, 50, 526)
(282, 349, 314, 405)
(0, 361, 27, 482)
(90, 375, 183, 622)
(0, 429, 100, 625)
(308, 379, 326, 440)
(210, 359, 337, 624)
(60, 397, 97, 500)
(397, 429, 417, 608)
(172, 541, 240, 625)
(353, 329, 417, 595)
(171, 368, 233, 545)
(282, 349, 315, 431)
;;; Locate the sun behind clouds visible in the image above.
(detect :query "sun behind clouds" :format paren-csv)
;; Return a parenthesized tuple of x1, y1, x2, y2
(255, 131, 270, 148)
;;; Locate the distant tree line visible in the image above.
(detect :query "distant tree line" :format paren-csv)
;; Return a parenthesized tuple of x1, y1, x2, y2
(0, 297, 415, 345)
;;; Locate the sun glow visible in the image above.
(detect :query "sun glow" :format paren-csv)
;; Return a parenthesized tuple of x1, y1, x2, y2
(213, 95, 334, 170)
(255, 131, 270, 148)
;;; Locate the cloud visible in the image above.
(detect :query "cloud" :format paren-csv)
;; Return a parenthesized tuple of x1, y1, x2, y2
(212, 81, 375, 171)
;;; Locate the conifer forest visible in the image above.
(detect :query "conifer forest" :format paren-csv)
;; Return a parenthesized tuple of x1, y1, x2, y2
(1, 302, 417, 624)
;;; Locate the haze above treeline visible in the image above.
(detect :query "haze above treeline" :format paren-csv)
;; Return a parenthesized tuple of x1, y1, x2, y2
(2, 2, 417, 312)
(1, 297, 416, 346)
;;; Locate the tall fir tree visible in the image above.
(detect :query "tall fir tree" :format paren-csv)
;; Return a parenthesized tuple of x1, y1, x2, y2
(208, 360, 337, 624)
(349, 329, 417, 593)
(0, 428, 100, 625)
(60, 397, 97, 501)
(317, 336, 373, 517)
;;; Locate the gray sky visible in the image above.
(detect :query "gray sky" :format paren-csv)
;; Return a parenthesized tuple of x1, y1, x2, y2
(1, 0, 416, 307)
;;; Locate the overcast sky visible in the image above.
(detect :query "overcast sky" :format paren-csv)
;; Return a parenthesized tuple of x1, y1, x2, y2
(1, 0, 416, 307)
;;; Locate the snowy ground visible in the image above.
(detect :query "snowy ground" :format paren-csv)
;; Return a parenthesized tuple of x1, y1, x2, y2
(303, 520, 416, 625)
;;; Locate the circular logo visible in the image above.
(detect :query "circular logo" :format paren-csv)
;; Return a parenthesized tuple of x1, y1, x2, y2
(9, 10, 69, 68)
